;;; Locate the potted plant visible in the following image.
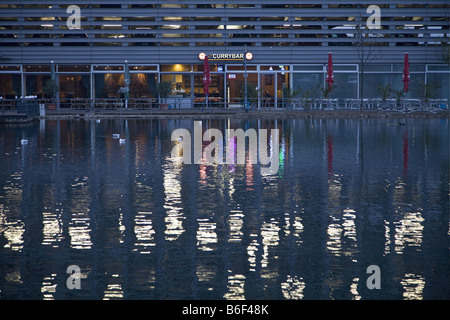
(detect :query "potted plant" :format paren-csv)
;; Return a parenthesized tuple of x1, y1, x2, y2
(282, 87, 301, 109)
(298, 86, 319, 109)
(377, 84, 391, 109)
(43, 79, 58, 110)
(156, 81, 173, 109)
(319, 84, 337, 109)
(420, 81, 439, 109)
(391, 89, 405, 110)
(240, 83, 259, 109)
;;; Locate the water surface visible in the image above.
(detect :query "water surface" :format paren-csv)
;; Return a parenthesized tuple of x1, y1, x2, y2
(0, 117, 448, 300)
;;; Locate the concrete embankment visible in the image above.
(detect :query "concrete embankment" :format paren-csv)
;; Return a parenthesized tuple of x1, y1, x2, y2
(40, 108, 449, 120)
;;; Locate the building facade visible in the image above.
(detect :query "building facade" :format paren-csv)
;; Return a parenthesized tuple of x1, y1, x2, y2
(0, 1, 449, 107)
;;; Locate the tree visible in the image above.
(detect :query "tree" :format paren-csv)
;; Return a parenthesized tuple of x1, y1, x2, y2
(420, 81, 440, 108)
(353, 13, 384, 111)
(391, 89, 405, 109)
(377, 84, 392, 109)
(282, 87, 302, 108)
(438, 43, 449, 65)
(43, 79, 58, 100)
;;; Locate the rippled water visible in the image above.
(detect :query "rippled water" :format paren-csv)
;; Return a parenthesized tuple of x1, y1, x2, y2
(0, 117, 448, 300)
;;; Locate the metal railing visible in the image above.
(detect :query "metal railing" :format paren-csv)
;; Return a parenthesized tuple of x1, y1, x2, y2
(1, 97, 448, 114)
(0, 99, 40, 116)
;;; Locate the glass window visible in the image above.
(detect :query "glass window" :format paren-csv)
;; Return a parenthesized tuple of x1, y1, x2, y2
(93, 66, 123, 71)
(193, 74, 225, 107)
(292, 73, 324, 98)
(226, 65, 257, 71)
(193, 74, 224, 97)
(94, 73, 124, 98)
(129, 73, 158, 98)
(363, 73, 392, 98)
(333, 65, 358, 71)
(425, 73, 449, 99)
(130, 66, 158, 71)
(427, 65, 450, 71)
(58, 65, 90, 72)
(25, 74, 50, 98)
(260, 66, 290, 71)
(226, 73, 258, 104)
(160, 64, 191, 72)
(365, 64, 391, 72)
(332, 73, 358, 99)
(393, 64, 425, 72)
(390, 73, 425, 99)
(0, 74, 21, 98)
(293, 65, 323, 71)
(0, 66, 20, 72)
(193, 64, 222, 72)
(24, 65, 51, 72)
(160, 74, 191, 97)
(59, 75, 90, 99)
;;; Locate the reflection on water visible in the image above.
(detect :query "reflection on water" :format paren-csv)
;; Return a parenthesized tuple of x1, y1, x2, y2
(0, 118, 449, 300)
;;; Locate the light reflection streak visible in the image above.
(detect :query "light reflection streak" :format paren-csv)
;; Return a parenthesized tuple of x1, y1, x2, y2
(0, 173, 25, 251)
(383, 220, 391, 256)
(350, 277, 361, 300)
(284, 211, 304, 245)
(5, 271, 22, 284)
(247, 237, 259, 272)
(227, 136, 236, 174)
(326, 208, 357, 257)
(163, 161, 184, 241)
(261, 219, 280, 268)
(224, 273, 246, 300)
(69, 212, 92, 249)
(41, 273, 57, 300)
(196, 218, 218, 251)
(42, 210, 63, 247)
(103, 274, 124, 300)
(68, 178, 92, 249)
(393, 211, 424, 254)
(245, 155, 253, 189)
(401, 273, 425, 300)
(133, 211, 155, 254)
(197, 265, 216, 283)
(228, 209, 244, 243)
(281, 275, 305, 299)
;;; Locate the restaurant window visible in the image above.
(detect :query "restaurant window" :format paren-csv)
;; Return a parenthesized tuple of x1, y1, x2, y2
(57, 65, 90, 73)
(129, 73, 158, 98)
(193, 73, 224, 98)
(292, 73, 324, 98)
(24, 65, 51, 72)
(94, 73, 123, 98)
(332, 73, 358, 99)
(160, 64, 191, 72)
(160, 74, 191, 97)
(226, 73, 258, 104)
(426, 73, 450, 99)
(59, 75, 90, 100)
(24, 74, 51, 98)
(0, 74, 21, 98)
